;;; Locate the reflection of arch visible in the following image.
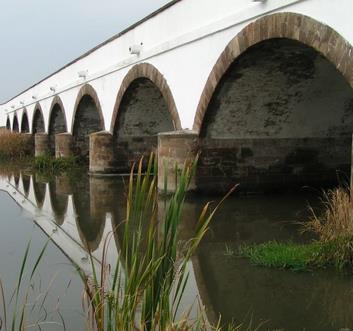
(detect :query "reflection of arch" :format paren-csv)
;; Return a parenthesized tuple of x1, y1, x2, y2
(72, 84, 105, 159)
(14, 173, 20, 188)
(32, 104, 45, 134)
(12, 114, 19, 132)
(72, 177, 106, 252)
(21, 174, 31, 197)
(48, 96, 67, 154)
(33, 176, 46, 209)
(49, 181, 68, 226)
(20, 109, 30, 133)
(6, 116, 10, 130)
(110, 63, 181, 132)
(193, 12, 353, 131)
(192, 256, 218, 326)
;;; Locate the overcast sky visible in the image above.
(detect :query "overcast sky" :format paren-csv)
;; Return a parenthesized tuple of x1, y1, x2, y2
(0, 0, 171, 103)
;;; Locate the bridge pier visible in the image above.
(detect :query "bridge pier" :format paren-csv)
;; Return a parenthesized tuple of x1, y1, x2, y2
(55, 133, 73, 158)
(20, 133, 34, 155)
(34, 133, 49, 157)
(157, 130, 199, 193)
(351, 134, 353, 191)
(89, 131, 117, 174)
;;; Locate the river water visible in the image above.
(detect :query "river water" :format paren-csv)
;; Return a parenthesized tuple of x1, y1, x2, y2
(0, 167, 353, 331)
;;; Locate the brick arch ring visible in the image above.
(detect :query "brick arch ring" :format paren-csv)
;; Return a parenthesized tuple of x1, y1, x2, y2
(71, 84, 105, 133)
(48, 95, 68, 133)
(193, 12, 353, 132)
(32, 102, 45, 133)
(110, 63, 181, 133)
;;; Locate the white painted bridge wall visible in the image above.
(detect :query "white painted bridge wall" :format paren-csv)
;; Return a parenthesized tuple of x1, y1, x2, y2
(1, 0, 353, 132)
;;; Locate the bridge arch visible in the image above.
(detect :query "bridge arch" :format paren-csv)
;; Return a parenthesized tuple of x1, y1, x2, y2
(48, 96, 67, 155)
(20, 109, 29, 133)
(32, 104, 45, 134)
(111, 63, 181, 170)
(12, 114, 19, 132)
(6, 116, 10, 130)
(72, 84, 104, 160)
(194, 12, 353, 193)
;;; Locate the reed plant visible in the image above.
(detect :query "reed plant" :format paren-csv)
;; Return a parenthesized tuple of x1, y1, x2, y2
(75, 154, 236, 331)
(303, 187, 353, 241)
(0, 240, 64, 331)
(301, 187, 353, 271)
(0, 129, 33, 161)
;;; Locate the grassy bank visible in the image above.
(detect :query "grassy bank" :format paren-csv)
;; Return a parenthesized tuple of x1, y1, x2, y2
(240, 187, 353, 272)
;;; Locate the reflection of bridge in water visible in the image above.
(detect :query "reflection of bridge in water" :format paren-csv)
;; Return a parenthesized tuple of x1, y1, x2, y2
(2, 170, 353, 329)
(0, 171, 209, 322)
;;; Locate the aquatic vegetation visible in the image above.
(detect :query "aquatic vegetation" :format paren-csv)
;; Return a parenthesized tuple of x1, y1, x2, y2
(34, 154, 81, 172)
(74, 154, 236, 330)
(0, 129, 33, 161)
(239, 241, 321, 271)
(303, 187, 353, 241)
(241, 187, 353, 272)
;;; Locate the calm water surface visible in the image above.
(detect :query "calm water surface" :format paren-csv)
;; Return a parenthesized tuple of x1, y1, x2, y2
(1, 168, 353, 331)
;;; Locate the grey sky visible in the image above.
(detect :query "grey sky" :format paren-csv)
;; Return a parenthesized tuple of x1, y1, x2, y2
(0, 0, 171, 103)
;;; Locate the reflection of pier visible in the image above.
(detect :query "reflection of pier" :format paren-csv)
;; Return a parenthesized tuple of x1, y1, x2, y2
(0, 171, 217, 323)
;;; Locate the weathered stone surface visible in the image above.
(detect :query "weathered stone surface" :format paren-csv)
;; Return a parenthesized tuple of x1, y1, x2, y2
(89, 131, 117, 173)
(35, 133, 49, 157)
(113, 75, 176, 172)
(158, 130, 199, 193)
(49, 98, 67, 155)
(193, 13, 353, 133)
(12, 114, 19, 132)
(20, 133, 34, 156)
(20, 110, 29, 133)
(197, 137, 351, 194)
(72, 85, 104, 161)
(55, 133, 73, 158)
(32, 105, 45, 134)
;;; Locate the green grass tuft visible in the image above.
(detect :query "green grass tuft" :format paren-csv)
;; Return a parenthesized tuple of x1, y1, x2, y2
(34, 154, 80, 172)
(239, 241, 321, 272)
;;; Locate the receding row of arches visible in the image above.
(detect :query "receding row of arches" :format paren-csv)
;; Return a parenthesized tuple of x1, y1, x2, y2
(5, 12, 353, 191)
(7, 63, 178, 167)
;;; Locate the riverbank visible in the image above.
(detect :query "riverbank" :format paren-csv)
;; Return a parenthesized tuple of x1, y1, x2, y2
(240, 187, 353, 273)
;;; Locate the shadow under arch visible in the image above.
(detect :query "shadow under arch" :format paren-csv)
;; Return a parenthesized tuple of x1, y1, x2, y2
(111, 63, 181, 171)
(48, 96, 67, 155)
(20, 109, 29, 133)
(193, 12, 353, 131)
(72, 84, 105, 160)
(6, 116, 11, 130)
(12, 114, 19, 132)
(193, 12, 353, 194)
(32, 103, 45, 134)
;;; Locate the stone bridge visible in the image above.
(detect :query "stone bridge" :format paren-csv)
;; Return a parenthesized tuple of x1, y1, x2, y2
(2, 0, 353, 193)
